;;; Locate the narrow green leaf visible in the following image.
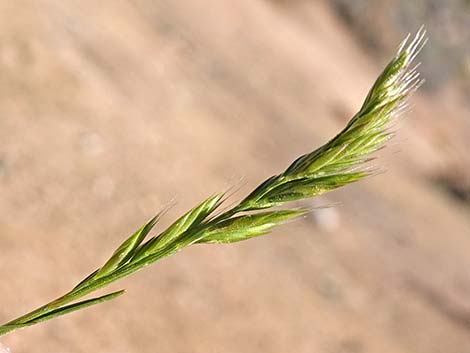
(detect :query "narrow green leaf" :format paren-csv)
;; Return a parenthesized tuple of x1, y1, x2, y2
(199, 209, 308, 244)
(29, 290, 125, 324)
(0, 290, 125, 336)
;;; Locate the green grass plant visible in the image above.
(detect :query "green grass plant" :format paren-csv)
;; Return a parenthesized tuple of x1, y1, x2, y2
(0, 28, 426, 337)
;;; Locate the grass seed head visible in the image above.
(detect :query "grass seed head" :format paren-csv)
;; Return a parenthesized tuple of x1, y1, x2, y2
(0, 28, 426, 338)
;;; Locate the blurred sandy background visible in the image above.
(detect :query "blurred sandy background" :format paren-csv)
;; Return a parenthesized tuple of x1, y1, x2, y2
(0, 1, 469, 352)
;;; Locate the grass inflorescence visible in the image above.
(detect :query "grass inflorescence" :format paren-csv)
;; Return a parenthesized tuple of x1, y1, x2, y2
(0, 28, 426, 337)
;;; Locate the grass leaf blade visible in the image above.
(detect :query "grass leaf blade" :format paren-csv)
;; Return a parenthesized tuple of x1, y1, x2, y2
(0, 290, 125, 336)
